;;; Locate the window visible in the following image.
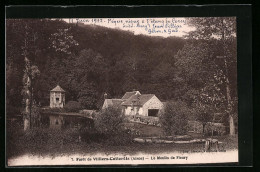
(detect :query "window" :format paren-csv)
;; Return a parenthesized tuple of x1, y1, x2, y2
(56, 97, 59, 102)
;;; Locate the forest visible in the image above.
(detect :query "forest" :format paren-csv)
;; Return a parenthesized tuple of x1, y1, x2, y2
(6, 18, 237, 123)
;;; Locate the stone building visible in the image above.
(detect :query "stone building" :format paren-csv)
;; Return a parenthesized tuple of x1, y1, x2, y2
(102, 91, 164, 117)
(50, 85, 65, 108)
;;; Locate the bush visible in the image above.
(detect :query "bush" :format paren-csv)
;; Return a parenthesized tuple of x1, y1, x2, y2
(103, 132, 133, 146)
(64, 101, 82, 112)
(17, 128, 81, 151)
(159, 101, 190, 136)
(94, 106, 125, 135)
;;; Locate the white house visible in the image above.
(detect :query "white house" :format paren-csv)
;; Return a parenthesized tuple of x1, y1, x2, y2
(102, 91, 164, 117)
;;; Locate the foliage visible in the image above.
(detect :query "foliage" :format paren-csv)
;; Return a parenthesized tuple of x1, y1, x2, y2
(175, 42, 228, 114)
(94, 107, 125, 134)
(6, 19, 237, 134)
(175, 42, 216, 89)
(186, 17, 238, 135)
(73, 49, 106, 109)
(186, 17, 236, 40)
(6, 105, 21, 116)
(7, 127, 82, 157)
(194, 105, 213, 123)
(103, 132, 134, 146)
(64, 101, 82, 112)
(6, 19, 186, 110)
(193, 103, 213, 133)
(49, 28, 79, 54)
(159, 101, 190, 135)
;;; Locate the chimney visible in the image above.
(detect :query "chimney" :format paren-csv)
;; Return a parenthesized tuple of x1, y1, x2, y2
(137, 94, 140, 105)
(104, 92, 107, 99)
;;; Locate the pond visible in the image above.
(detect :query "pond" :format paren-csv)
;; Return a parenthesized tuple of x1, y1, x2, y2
(7, 113, 94, 131)
(42, 113, 94, 130)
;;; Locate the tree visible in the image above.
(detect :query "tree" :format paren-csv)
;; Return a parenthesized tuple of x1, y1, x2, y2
(64, 101, 82, 112)
(16, 19, 79, 131)
(187, 17, 236, 41)
(174, 42, 219, 102)
(194, 103, 213, 134)
(6, 19, 188, 116)
(20, 22, 40, 131)
(175, 42, 227, 135)
(49, 27, 79, 54)
(187, 17, 237, 135)
(71, 49, 107, 109)
(94, 107, 125, 134)
(77, 82, 99, 109)
(159, 101, 189, 136)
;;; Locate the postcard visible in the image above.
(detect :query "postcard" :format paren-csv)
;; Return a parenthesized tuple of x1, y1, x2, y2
(6, 6, 249, 166)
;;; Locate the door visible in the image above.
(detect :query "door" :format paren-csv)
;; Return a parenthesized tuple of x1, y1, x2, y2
(148, 109, 159, 117)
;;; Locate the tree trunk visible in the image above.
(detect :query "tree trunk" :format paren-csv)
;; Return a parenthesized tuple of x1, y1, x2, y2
(24, 90, 30, 131)
(224, 59, 235, 135)
(229, 115, 235, 135)
(221, 19, 236, 136)
(24, 97, 30, 131)
(24, 118, 30, 131)
(29, 81, 33, 128)
(23, 56, 31, 131)
(202, 124, 205, 133)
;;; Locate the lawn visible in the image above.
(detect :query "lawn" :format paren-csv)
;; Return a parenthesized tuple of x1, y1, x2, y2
(123, 122, 164, 137)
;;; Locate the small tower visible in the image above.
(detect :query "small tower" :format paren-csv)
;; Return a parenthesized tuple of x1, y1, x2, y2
(50, 85, 65, 108)
(104, 92, 108, 99)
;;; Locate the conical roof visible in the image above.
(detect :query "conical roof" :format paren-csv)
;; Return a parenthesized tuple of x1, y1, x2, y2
(50, 85, 65, 92)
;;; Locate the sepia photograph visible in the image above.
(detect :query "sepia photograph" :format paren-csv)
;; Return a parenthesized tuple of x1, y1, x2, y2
(6, 15, 239, 166)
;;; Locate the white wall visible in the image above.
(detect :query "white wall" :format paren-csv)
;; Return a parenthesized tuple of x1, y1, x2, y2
(124, 106, 143, 115)
(142, 95, 163, 116)
(50, 92, 65, 108)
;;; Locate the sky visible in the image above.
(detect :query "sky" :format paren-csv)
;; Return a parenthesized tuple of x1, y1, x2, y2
(63, 18, 195, 38)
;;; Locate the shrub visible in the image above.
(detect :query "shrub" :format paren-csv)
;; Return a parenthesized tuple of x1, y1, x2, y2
(18, 128, 81, 150)
(103, 132, 133, 146)
(159, 101, 190, 136)
(64, 101, 82, 112)
(94, 106, 125, 135)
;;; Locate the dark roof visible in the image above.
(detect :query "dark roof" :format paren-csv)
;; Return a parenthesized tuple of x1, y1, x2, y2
(121, 94, 155, 106)
(104, 99, 123, 107)
(122, 91, 141, 99)
(51, 85, 65, 92)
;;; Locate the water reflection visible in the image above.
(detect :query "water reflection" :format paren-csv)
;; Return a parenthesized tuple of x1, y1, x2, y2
(44, 113, 94, 130)
(49, 115, 64, 129)
(7, 113, 94, 131)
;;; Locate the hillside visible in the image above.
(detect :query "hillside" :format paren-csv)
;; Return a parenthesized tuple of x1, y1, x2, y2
(6, 19, 186, 110)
